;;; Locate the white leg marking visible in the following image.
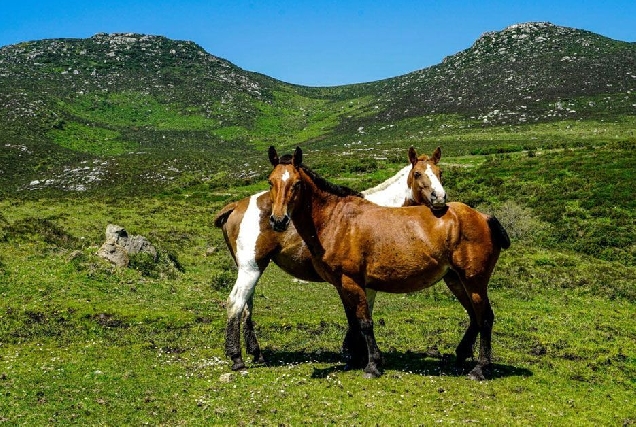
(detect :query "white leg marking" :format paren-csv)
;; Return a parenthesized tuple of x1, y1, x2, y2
(227, 191, 267, 318)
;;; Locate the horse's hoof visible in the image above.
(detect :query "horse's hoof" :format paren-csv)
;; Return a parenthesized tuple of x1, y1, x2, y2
(231, 359, 246, 371)
(252, 354, 266, 365)
(467, 366, 486, 381)
(363, 366, 382, 379)
(363, 370, 381, 379)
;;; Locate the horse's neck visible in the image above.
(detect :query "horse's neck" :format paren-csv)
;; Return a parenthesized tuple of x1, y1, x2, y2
(292, 170, 343, 256)
(362, 165, 412, 207)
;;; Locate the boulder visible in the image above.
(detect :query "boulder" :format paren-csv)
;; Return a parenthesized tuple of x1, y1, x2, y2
(97, 224, 157, 267)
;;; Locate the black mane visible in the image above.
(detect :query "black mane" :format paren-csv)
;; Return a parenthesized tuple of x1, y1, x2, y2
(300, 164, 364, 198)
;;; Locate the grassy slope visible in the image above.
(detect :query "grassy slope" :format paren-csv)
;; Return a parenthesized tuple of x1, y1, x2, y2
(1, 122, 635, 425)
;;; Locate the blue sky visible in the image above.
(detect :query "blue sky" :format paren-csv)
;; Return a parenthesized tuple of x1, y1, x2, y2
(1, 1, 634, 86)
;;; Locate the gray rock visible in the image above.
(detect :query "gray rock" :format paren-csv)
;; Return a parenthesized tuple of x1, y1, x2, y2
(97, 224, 157, 267)
(96, 241, 129, 267)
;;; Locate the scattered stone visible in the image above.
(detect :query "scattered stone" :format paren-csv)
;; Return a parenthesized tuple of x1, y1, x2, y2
(219, 373, 233, 383)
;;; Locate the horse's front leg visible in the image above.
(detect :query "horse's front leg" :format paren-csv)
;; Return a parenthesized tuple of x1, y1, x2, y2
(338, 278, 382, 378)
(341, 288, 377, 368)
(341, 308, 366, 369)
(243, 293, 265, 364)
(225, 266, 261, 370)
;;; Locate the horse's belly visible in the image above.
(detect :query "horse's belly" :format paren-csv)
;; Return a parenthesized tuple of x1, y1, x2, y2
(364, 263, 448, 293)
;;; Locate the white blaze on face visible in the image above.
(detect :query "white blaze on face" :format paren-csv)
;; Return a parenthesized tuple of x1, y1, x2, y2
(425, 164, 446, 200)
(281, 170, 290, 182)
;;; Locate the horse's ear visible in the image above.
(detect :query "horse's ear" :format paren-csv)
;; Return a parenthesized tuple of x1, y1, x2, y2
(432, 146, 442, 164)
(268, 146, 279, 166)
(408, 146, 418, 166)
(293, 146, 302, 167)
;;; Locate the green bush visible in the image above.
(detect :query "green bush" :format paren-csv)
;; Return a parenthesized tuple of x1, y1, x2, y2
(478, 200, 551, 244)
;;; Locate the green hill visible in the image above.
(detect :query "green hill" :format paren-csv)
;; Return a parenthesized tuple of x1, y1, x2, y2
(0, 22, 635, 195)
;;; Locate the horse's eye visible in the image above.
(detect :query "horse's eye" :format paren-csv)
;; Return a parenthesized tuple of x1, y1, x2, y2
(268, 180, 273, 187)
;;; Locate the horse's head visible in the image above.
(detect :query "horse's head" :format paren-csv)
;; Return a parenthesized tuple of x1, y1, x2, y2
(407, 146, 447, 210)
(268, 145, 303, 232)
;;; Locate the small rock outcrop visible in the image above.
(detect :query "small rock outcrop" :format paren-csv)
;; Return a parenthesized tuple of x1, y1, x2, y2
(97, 224, 158, 267)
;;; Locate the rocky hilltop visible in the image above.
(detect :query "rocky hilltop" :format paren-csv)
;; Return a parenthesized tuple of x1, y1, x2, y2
(367, 22, 636, 122)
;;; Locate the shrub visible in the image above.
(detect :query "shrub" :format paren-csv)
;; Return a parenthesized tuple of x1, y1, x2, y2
(478, 200, 551, 244)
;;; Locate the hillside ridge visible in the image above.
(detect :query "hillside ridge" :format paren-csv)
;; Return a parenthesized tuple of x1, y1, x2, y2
(0, 22, 635, 195)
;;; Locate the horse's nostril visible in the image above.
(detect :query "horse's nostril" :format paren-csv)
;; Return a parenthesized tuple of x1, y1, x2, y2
(270, 214, 290, 231)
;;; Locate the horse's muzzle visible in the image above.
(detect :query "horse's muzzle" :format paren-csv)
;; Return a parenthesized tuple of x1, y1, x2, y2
(431, 192, 447, 210)
(270, 214, 290, 232)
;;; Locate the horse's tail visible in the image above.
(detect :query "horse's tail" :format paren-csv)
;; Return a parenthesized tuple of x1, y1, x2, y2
(213, 202, 238, 228)
(487, 215, 511, 250)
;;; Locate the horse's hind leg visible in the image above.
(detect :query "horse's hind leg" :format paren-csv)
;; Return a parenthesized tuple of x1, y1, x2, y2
(457, 274, 495, 381)
(470, 299, 494, 381)
(243, 294, 265, 364)
(443, 271, 479, 365)
(225, 266, 262, 370)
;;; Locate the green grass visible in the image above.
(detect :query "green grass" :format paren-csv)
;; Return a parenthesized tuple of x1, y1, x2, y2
(0, 255, 634, 425)
(48, 122, 137, 155)
(58, 92, 223, 131)
(1, 137, 635, 424)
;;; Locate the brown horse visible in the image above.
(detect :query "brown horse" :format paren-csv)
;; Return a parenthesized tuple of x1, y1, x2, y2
(268, 146, 510, 379)
(214, 157, 421, 370)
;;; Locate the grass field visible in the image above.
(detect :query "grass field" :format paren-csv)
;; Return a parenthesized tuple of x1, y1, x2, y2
(1, 123, 635, 425)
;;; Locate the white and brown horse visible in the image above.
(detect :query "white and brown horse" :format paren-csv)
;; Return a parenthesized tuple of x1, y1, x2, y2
(214, 149, 442, 370)
(268, 146, 510, 379)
